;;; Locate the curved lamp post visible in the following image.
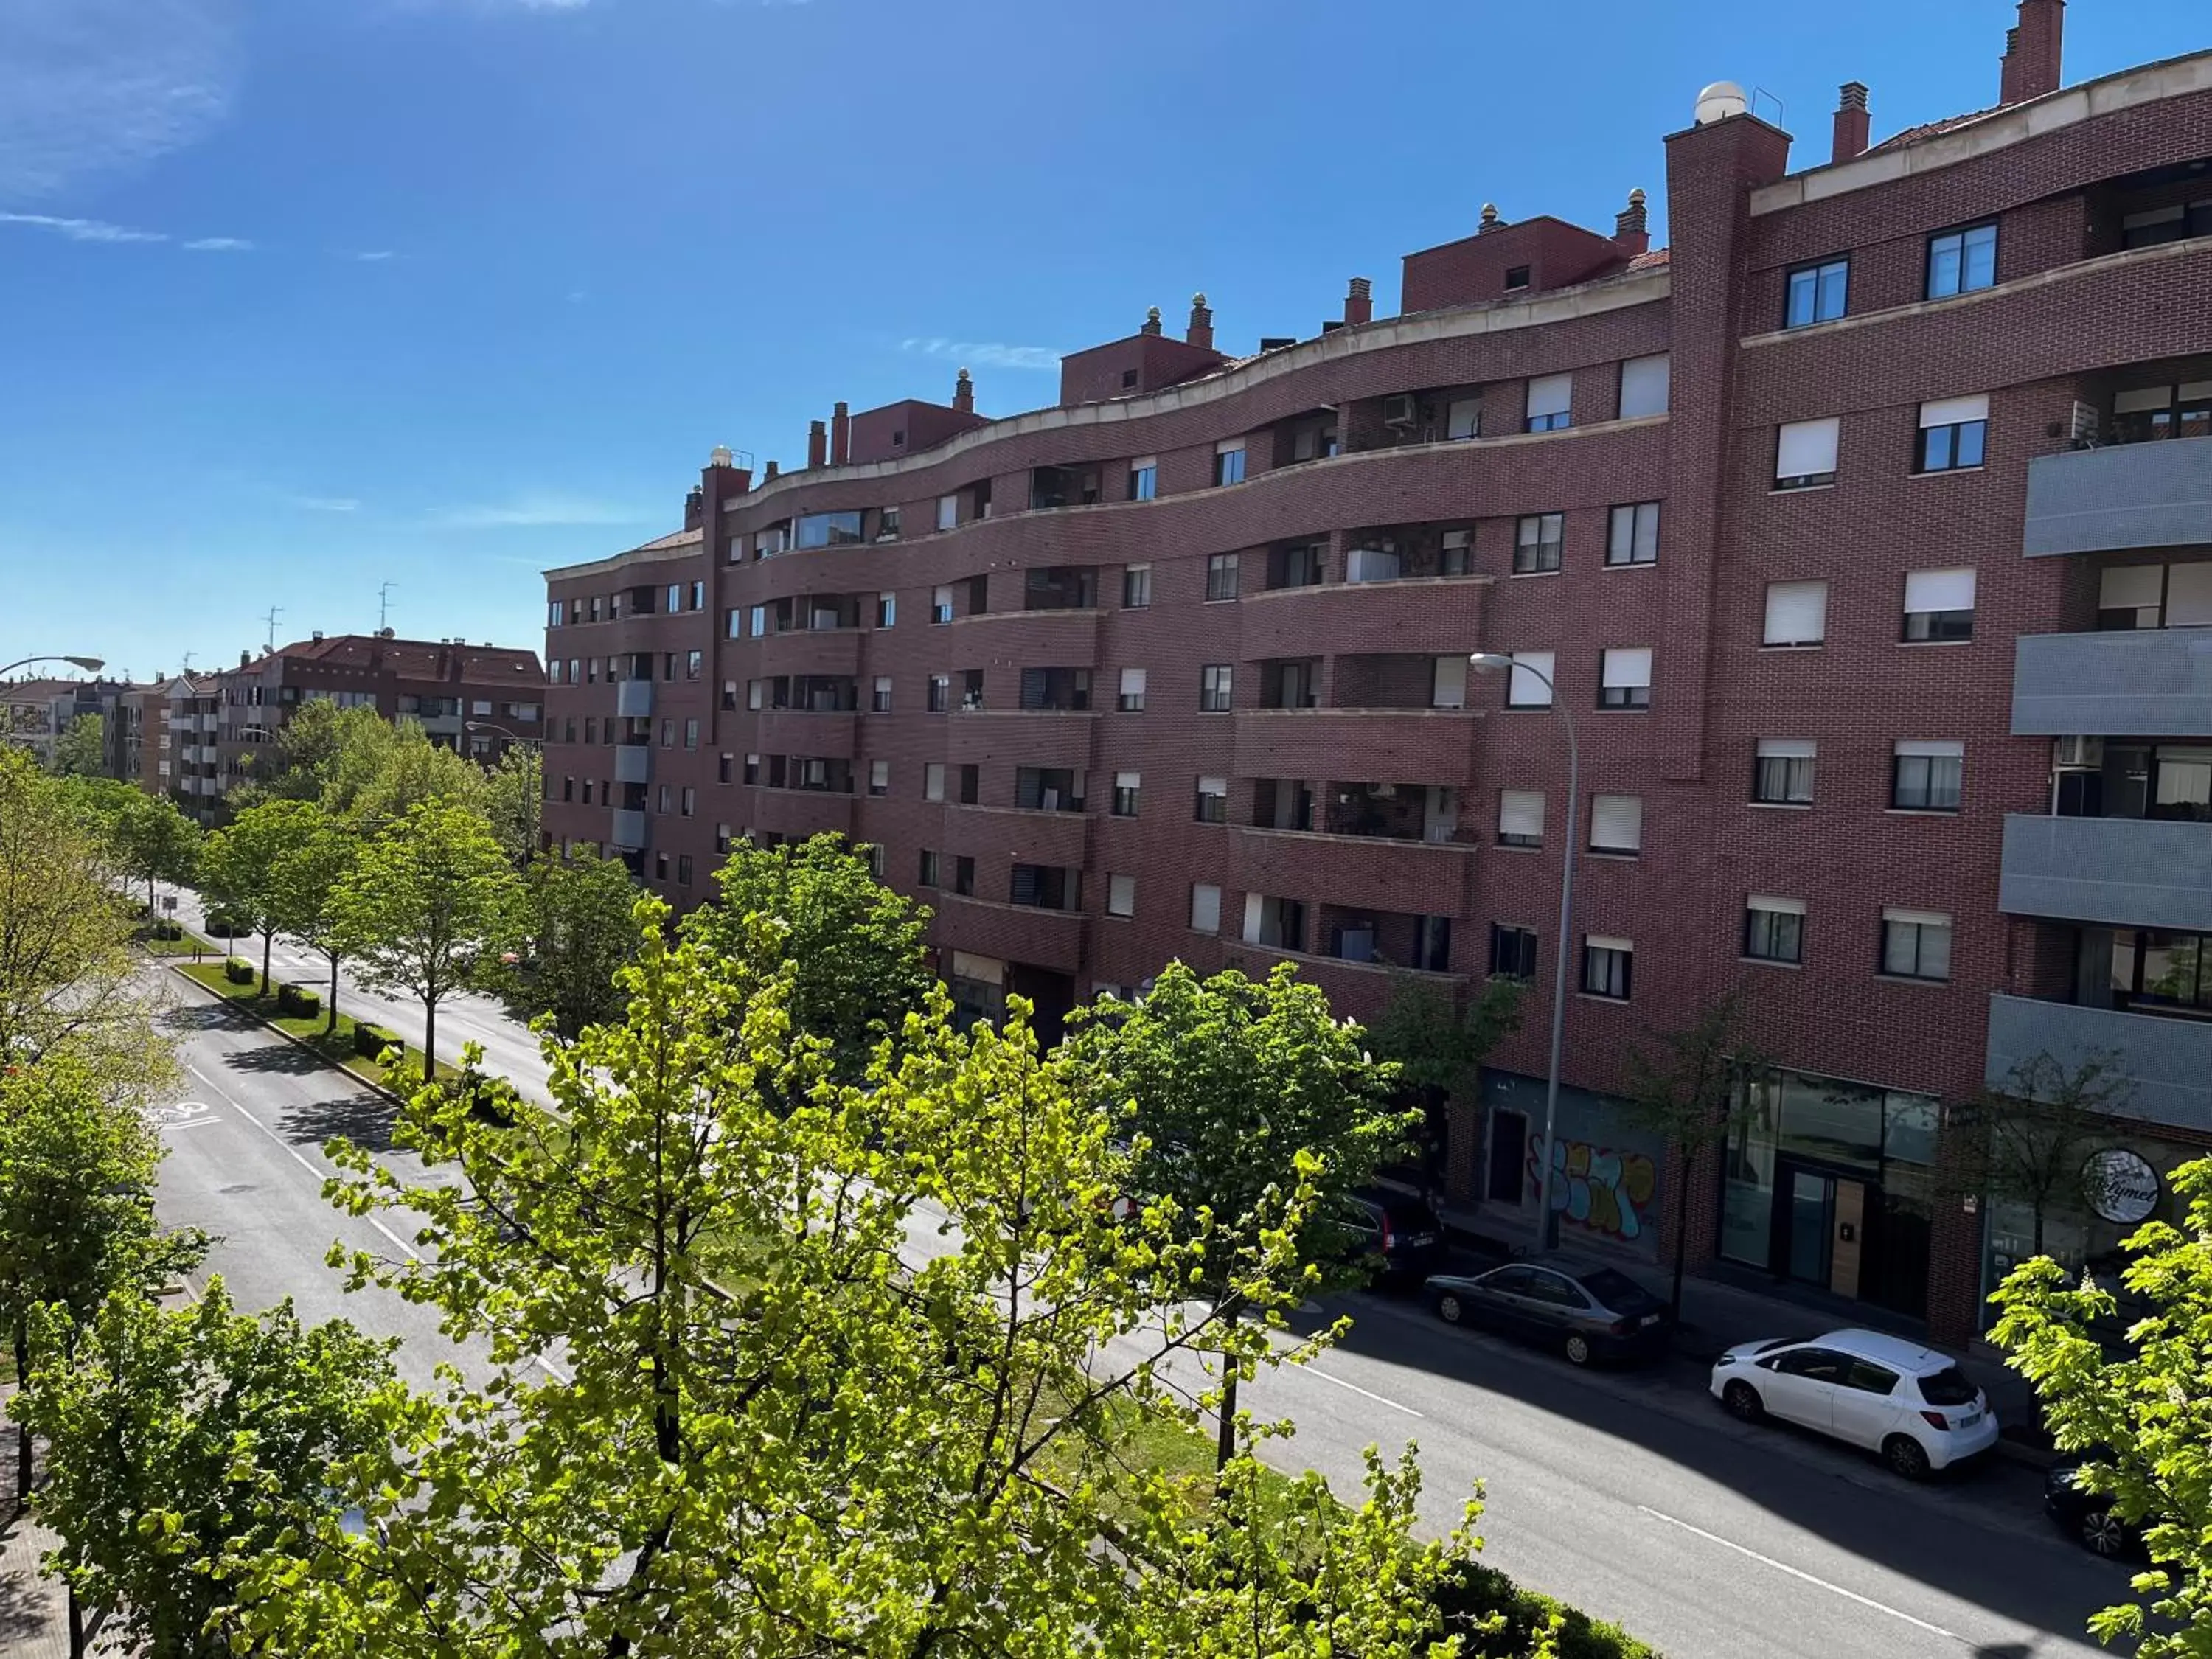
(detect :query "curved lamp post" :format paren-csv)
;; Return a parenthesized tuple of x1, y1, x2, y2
(1468, 652, 1578, 1253)
(1, 654, 105, 677)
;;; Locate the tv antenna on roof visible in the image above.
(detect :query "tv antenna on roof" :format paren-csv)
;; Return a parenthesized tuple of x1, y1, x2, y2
(260, 606, 283, 653)
(378, 581, 398, 632)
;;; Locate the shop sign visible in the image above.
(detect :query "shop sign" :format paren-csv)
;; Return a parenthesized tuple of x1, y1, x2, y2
(2082, 1148, 2161, 1226)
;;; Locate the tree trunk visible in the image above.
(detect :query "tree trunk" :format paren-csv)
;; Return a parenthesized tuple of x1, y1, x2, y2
(13, 1320, 30, 1514)
(66, 1582, 83, 1659)
(327, 953, 341, 1033)
(1214, 1366, 1238, 1475)
(261, 927, 274, 997)
(1669, 1142, 1692, 1316)
(422, 997, 437, 1084)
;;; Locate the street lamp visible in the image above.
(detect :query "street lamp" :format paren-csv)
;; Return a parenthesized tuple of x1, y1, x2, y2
(1, 654, 105, 677)
(465, 720, 542, 855)
(1468, 652, 1579, 1254)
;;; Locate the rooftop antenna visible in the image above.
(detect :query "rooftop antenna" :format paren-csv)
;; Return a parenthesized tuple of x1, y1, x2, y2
(260, 606, 283, 652)
(181, 650, 195, 676)
(377, 581, 398, 632)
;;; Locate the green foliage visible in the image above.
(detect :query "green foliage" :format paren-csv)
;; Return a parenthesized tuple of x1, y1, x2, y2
(47, 711, 107, 779)
(223, 958, 255, 985)
(1436, 1564, 1652, 1659)
(261, 798, 358, 1028)
(276, 983, 321, 1018)
(111, 790, 202, 910)
(19, 1281, 398, 1658)
(351, 1022, 399, 1062)
(202, 799, 321, 994)
(1371, 973, 1523, 1109)
(481, 742, 543, 867)
(678, 832, 933, 1086)
(1947, 1049, 2135, 1257)
(1993, 1155, 2212, 1659)
(329, 801, 524, 1082)
(1619, 989, 1759, 1310)
(495, 848, 644, 1039)
(202, 910, 246, 937)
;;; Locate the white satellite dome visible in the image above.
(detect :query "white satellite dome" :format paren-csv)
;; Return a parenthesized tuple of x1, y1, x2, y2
(1695, 80, 1749, 125)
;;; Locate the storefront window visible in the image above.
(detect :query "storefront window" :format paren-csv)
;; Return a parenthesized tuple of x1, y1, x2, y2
(1981, 1137, 2193, 1329)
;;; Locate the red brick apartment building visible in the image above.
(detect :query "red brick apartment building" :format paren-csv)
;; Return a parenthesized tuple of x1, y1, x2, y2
(543, 0, 2212, 1343)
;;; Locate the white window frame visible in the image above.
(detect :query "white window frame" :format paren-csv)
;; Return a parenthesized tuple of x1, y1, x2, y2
(936, 495, 959, 532)
(1599, 647, 1652, 709)
(1498, 789, 1545, 846)
(1526, 372, 1573, 431)
(1118, 667, 1147, 712)
(1587, 793, 1642, 855)
(1763, 580, 1829, 648)
(1775, 417, 1840, 489)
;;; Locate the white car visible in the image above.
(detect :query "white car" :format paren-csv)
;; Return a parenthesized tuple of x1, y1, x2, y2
(1709, 1327, 1999, 1478)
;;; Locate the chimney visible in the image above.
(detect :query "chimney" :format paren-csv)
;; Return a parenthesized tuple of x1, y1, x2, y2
(764, 459, 779, 481)
(1829, 81, 1872, 164)
(2000, 0, 2064, 105)
(1478, 202, 1505, 234)
(239, 650, 251, 668)
(1612, 188, 1650, 257)
(953, 366, 975, 414)
(830, 400, 851, 466)
(1139, 305, 1163, 337)
(1186, 292, 1214, 351)
(311, 630, 324, 642)
(684, 485, 703, 529)
(1343, 276, 1373, 327)
(806, 420, 827, 469)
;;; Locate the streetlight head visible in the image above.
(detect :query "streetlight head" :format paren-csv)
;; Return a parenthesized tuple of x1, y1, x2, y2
(1467, 652, 1515, 673)
(63, 655, 105, 672)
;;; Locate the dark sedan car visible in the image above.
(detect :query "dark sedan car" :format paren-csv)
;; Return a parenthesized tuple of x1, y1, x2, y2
(2045, 1453, 2143, 1558)
(1424, 1258, 1673, 1366)
(1340, 1188, 1447, 1287)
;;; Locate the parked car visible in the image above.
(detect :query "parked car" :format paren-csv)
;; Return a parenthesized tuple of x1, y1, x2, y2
(1424, 1257, 1673, 1366)
(1340, 1187, 1445, 1287)
(1709, 1329, 1997, 1478)
(2045, 1450, 2142, 1557)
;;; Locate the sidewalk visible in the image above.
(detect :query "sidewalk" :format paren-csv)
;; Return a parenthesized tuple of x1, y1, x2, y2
(0, 1390, 72, 1658)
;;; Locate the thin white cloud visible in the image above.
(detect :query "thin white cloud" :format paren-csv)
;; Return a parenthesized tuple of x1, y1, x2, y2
(0, 211, 165, 244)
(902, 336, 1060, 372)
(425, 495, 653, 530)
(182, 234, 252, 252)
(352, 249, 397, 262)
(288, 495, 362, 514)
(0, 0, 241, 201)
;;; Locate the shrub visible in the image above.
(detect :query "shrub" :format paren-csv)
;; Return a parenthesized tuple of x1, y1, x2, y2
(353, 1023, 400, 1062)
(223, 959, 255, 986)
(1432, 1564, 1659, 1659)
(276, 984, 321, 1018)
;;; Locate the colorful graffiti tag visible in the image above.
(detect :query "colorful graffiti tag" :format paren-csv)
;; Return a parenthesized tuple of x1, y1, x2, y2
(1525, 1135, 1658, 1242)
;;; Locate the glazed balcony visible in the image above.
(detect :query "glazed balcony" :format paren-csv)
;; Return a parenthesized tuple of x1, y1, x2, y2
(609, 808, 647, 850)
(1233, 709, 1478, 787)
(2012, 627, 2212, 737)
(614, 678, 653, 719)
(1986, 993, 2212, 1134)
(613, 743, 650, 785)
(932, 892, 1086, 975)
(2000, 813, 2212, 933)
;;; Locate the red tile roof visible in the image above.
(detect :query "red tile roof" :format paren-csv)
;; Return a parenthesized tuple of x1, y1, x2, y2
(251, 635, 544, 684)
(1867, 107, 1998, 155)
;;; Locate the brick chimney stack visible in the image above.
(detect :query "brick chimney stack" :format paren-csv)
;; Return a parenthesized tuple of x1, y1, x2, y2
(1343, 276, 1373, 327)
(1832, 82, 1871, 164)
(1612, 188, 1650, 258)
(1478, 202, 1504, 234)
(806, 420, 827, 469)
(1186, 292, 1214, 351)
(953, 367, 975, 414)
(830, 401, 851, 466)
(2000, 0, 2064, 105)
(764, 459, 779, 481)
(1139, 305, 1163, 338)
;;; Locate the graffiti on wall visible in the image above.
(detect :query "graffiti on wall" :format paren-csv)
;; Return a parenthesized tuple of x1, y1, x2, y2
(1525, 1135, 1658, 1242)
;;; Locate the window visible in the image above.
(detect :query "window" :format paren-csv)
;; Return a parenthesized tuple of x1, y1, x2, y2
(2112, 381, 2212, 445)
(1744, 896, 1805, 964)
(725, 610, 742, 641)
(748, 604, 767, 637)
(958, 763, 978, 804)
(924, 762, 945, 802)
(748, 680, 765, 712)
(1753, 739, 1816, 804)
(683, 718, 698, 749)
(656, 784, 670, 814)
(927, 674, 950, 712)
(654, 852, 669, 881)
(936, 495, 959, 532)
(877, 591, 897, 627)
(864, 844, 885, 880)
(550, 659, 566, 684)
(675, 786, 693, 818)
(1206, 552, 1241, 600)
(1506, 650, 1555, 709)
(1926, 223, 1997, 299)
(1189, 883, 1222, 933)
(1430, 654, 1467, 710)
(682, 650, 701, 681)
(872, 676, 892, 713)
(1525, 373, 1573, 432)
(1775, 417, 1840, 489)
(1618, 354, 1670, 420)
(961, 669, 985, 711)
(1441, 528, 1472, 575)
(1107, 873, 1136, 917)
(1504, 264, 1531, 291)
(1514, 513, 1563, 574)
(1446, 397, 1481, 440)
(953, 856, 975, 897)
(1763, 580, 1828, 647)
(662, 653, 678, 682)
(743, 753, 760, 785)
(1498, 790, 1545, 848)
(1121, 563, 1152, 608)
(1892, 740, 1964, 811)
(1882, 908, 1952, 982)
(1214, 439, 1246, 487)
(1589, 793, 1643, 855)
(1194, 776, 1227, 824)
(1117, 667, 1147, 712)
(1918, 394, 1989, 473)
(794, 510, 864, 550)
(869, 759, 889, 796)
(717, 753, 733, 784)
(918, 849, 940, 888)
(1599, 647, 1652, 709)
(2123, 201, 2212, 248)
(1112, 771, 1140, 817)
(1490, 924, 1538, 981)
(1607, 503, 1658, 567)
(1582, 936, 1633, 1000)
(659, 718, 675, 749)
(1784, 258, 1848, 328)
(1902, 567, 1976, 641)
(1121, 368, 1140, 389)
(1199, 665, 1232, 712)
(1128, 457, 1157, 501)
(931, 585, 953, 625)
(714, 823, 731, 853)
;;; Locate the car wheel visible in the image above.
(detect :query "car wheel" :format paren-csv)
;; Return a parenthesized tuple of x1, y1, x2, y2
(1436, 1292, 1464, 1325)
(1884, 1435, 1933, 1481)
(2079, 1509, 2129, 1557)
(1722, 1380, 1764, 1423)
(1563, 1332, 1593, 1366)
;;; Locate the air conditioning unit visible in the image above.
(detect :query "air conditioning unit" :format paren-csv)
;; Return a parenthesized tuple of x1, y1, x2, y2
(2053, 735, 2104, 769)
(2069, 400, 2100, 446)
(1382, 394, 1419, 428)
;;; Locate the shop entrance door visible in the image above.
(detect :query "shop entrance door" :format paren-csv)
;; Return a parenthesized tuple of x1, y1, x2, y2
(1784, 1169, 1834, 1286)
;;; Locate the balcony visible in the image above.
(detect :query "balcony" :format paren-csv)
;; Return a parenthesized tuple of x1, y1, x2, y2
(1234, 825, 1478, 917)
(945, 711, 1098, 772)
(1219, 942, 1458, 1023)
(1240, 574, 1491, 661)
(2023, 435, 2212, 557)
(613, 744, 651, 785)
(931, 892, 1086, 975)
(1986, 994, 2212, 1134)
(2000, 813, 2212, 933)
(751, 787, 855, 840)
(757, 709, 858, 759)
(610, 808, 647, 850)
(2012, 628, 2212, 737)
(615, 678, 654, 720)
(953, 608, 1100, 662)
(750, 627, 863, 678)
(1234, 709, 1479, 786)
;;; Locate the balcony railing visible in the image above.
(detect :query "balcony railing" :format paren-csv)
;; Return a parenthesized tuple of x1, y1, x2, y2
(2023, 434, 2212, 557)
(2011, 628, 2212, 737)
(1999, 813, 2212, 932)
(1986, 993, 2212, 1134)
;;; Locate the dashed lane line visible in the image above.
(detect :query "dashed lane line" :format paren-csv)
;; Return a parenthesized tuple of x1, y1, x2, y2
(1636, 1504, 1961, 1642)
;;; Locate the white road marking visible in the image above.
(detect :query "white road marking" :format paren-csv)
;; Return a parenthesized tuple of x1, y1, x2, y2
(1636, 1505, 1960, 1641)
(1297, 1364, 1423, 1418)
(166, 1115, 221, 1133)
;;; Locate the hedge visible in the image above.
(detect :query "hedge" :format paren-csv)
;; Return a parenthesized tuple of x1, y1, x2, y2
(1432, 1563, 1658, 1659)
(223, 959, 255, 986)
(276, 984, 321, 1018)
(353, 1023, 400, 1062)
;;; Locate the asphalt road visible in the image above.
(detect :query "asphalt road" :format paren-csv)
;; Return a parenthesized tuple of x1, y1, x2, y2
(148, 967, 2121, 1659)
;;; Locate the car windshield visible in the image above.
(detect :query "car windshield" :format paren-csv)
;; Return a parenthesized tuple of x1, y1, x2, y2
(1753, 1337, 1798, 1355)
(1575, 1268, 1647, 1306)
(1917, 1366, 1978, 1405)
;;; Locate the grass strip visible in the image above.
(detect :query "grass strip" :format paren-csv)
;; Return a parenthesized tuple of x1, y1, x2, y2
(175, 963, 462, 1093)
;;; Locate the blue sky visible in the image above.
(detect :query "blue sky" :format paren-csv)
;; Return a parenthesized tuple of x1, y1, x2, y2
(2, 0, 2204, 682)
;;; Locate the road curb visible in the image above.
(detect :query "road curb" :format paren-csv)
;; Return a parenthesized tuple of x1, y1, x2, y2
(161, 960, 414, 1112)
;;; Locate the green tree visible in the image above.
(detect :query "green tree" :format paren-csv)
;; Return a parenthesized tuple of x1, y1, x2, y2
(266, 805, 359, 1032)
(112, 790, 202, 912)
(1619, 989, 1759, 1315)
(329, 801, 522, 1081)
(20, 1281, 396, 1658)
(324, 718, 485, 827)
(678, 832, 933, 1088)
(1993, 1155, 2212, 1659)
(201, 799, 320, 996)
(1062, 959, 1411, 1468)
(494, 849, 641, 1039)
(47, 713, 107, 779)
(237, 905, 1486, 1658)
(1371, 971, 1523, 1194)
(229, 700, 382, 807)
(481, 742, 543, 868)
(1947, 1049, 2134, 1258)
(0, 1056, 206, 1508)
